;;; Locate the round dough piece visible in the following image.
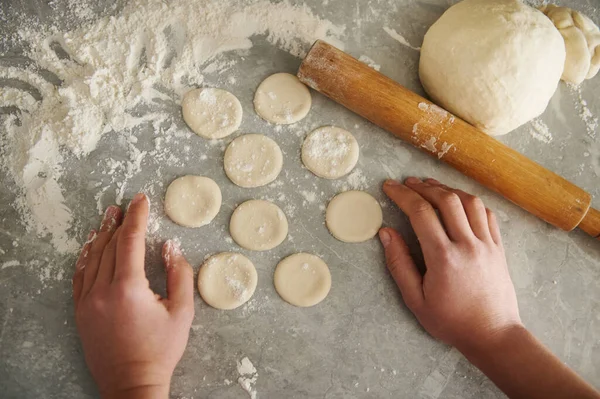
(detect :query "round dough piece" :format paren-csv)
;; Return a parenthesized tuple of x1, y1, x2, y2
(165, 176, 222, 228)
(224, 134, 283, 188)
(326, 191, 383, 243)
(419, 0, 565, 136)
(182, 88, 242, 139)
(274, 253, 331, 307)
(302, 126, 359, 179)
(198, 252, 257, 310)
(230, 200, 288, 251)
(254, 73, 311, 124)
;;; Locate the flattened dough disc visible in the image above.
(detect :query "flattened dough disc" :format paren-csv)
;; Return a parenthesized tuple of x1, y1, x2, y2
(230, 199, 288, 251)
(254, 73, 311, 124)
(302, 126, 359, 179)
(164, 175, 222, 228)
(182, 88, 242, 139)
(274, 253, 331, 307)
(224, 134, 283, 188)
(326, 191, 383, 243)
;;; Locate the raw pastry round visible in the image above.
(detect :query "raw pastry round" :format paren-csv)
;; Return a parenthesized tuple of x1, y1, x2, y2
(301, 126, 359, 179)
(198, 252, 257, 310)
(274, 253, 331, 307)
(182, 88, 242, 139)
(224, 134, 283, 188)
(326, 191, 383, 243)
(253, 73, 311, 124)
(164, 176, 222, 228)
(230, 200, 288, 251)
(419, 0, 565, 136)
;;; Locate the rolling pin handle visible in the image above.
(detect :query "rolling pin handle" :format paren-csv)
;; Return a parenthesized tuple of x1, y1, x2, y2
(578, 207, 600, 239)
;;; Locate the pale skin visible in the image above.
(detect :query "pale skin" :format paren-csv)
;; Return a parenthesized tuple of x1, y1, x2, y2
(73, 181, 600, 399)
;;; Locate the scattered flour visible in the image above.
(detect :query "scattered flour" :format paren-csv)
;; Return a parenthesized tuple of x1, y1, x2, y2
(528, 118, 553, 143)
(358, 55, 381, 71)
(237, 357, 258, 399)
(383, 26, 421, 51)
(1, 260, 20, 269)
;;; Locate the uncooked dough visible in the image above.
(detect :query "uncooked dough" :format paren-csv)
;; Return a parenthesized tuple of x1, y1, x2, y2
(230, 200, 288, 251)
(540, 4, 600, 85)
(274, 253, 331, 307)
(224, 134, 283, 188)
(182, 88, 242, 139)
(254, 73, 311, 124)
(164, 176, 222, 228)
(301, 126, 359, 179)
(198, 252, 257, 310)
(419, 0, 565, 136)
(326, 191, 383, 243)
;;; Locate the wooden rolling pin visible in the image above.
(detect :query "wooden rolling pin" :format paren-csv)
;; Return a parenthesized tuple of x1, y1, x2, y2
(297, 40, 600, 239)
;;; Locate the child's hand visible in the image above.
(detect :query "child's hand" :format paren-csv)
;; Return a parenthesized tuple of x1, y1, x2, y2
(379, 178, 522, 351)
(72, 194, 195, 399)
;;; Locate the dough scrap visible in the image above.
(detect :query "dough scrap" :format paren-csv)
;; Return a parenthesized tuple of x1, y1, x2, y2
(198, 252, 257, 310)
(182, 88, 242, 139)
(254, 73, 311, 124)
(224, 134, 283, 188)
(540, 4, 600, 84)
(301, 126, 359, 179)
(326, 191, 382, 243)
(419, 0, 565, 136)
(230, 200, 288, 251)
(165, 176, 222, 228)
(274, 253, 331, 307)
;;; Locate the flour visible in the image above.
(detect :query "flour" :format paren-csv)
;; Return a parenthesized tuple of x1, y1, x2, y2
(237, 357, 258, 399)
(528, 118, 553, 143)
(358, 55, 381, 71)
(572, 85, 598, 139)
(383, 27, 421, 51)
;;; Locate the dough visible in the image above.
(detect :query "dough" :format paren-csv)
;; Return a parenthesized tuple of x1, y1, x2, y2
(224, 134, 283, 188)
(253, 73, 311, 124)
(164, 176, 221, 228)
(182, 88, 242, 139)
(419, 0, 565, 136)
(301, 126, 359, 179)
(198, 252, 257, 310)
(326, 191, 382, 243)
(274, 253, 331, 307)
(230, 199, 288, 251)
(540, 4, 600, 85)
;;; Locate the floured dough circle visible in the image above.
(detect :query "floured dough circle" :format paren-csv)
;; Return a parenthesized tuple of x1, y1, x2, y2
(182, 88, 242, 139)
(198, 252, 257, 310)
(326, 191, 383, 243)
(302, 126, 359, 179)
(224, 134, 283, 188)
(274, 253, 331, 307)
(164, 176, 222, 228)
(254, 73, 311, 124)
(230, 200, 288, 251)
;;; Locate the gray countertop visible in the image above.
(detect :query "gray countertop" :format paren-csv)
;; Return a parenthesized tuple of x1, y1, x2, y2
(1, 0, 599, 398)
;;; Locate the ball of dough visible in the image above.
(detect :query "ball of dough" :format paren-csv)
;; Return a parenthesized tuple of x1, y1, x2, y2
(230, 200, 288, 251)
(540, 4, 600, 84)
(301, 126, 359, 179)
(164, 176, 222, 228)
(198, 252, 257, 310)
(326, 191, 382, 243)
(254, 73, 311, 124)
(182, 88, 242, 139)
(274, 253, 331, 307)
(224, 134, 283, 188)
(419, 0, 566, 136)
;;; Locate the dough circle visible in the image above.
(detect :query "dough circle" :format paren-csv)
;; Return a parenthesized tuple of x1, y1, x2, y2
(164, 176, 222, 228)
(326, 191, 383, 243)
(198, 252, 257, 310)
(301, 126, 359, 179)
(224, 134, 283, 188)
(419, 0, 565, 136)
(230, 200, 288, 251)
(253, 73, 311, 124)
(274, 253, 331, 307)
(182, 88, 242, 139)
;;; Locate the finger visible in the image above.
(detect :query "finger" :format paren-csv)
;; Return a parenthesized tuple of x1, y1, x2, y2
(425, 179, 491, 241)
(379, 228, 424, 310)
(115, 193, 149, 281)
(383, 180, 450, 251)
(81, 206, 122, 298)
(73, 230, 96, 307)
(405, 177, 472, 241)
(96, 227, 122, 286)
(162, 240, 195, 318)
(486, 209, 503, 246)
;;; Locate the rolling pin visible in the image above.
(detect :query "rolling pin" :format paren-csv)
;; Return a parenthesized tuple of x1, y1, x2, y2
(297, 40, 600, 239)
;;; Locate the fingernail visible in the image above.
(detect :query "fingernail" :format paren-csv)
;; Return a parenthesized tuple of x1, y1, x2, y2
(131, 193, 147, 206)
(101, 206, 120, 231)
(85, 230, 97, 244)
(405, 177, 421, 185)
(384, 179, 401, 186)
(167, 239, 182, 256)
(379, 229, 391, 247)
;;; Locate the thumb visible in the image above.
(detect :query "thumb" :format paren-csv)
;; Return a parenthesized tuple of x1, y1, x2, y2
(379, 227, 424, 310)
(162, 240, 195, 318)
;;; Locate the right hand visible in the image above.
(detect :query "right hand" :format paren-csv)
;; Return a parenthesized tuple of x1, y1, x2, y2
(379, 177, 522, 351)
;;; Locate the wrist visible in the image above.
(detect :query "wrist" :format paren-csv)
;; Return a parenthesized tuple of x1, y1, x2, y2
(98, 362, 172, 399)
(454, 322, 527, 360)
(104, 384, 170, 399)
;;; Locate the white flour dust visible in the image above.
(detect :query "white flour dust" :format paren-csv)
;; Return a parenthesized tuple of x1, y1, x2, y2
(528, 118, 553, 143)
(358, 55, 381, 71)
(237, 356, 258, 399)
(0, 0, 344, 254)
(383, 26, 421, 51)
